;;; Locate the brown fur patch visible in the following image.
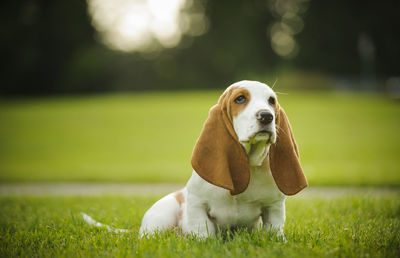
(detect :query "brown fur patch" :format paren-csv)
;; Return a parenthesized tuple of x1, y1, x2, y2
(175, 191, 184, 222)
(269, 106, 308, 195)
(229, 87, 251, 117)
(174, 190, 184, 205)
(191, 85, 251, 195)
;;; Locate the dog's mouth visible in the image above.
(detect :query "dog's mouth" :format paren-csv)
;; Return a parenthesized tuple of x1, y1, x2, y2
(252, 130, 272, 142)
(240, 129, 276, 154)
(240, 129, 276, 145)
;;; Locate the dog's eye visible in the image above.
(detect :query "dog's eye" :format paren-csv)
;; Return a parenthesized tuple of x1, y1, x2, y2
(235, 95, 247, 104)
(268, 97, 275, 105)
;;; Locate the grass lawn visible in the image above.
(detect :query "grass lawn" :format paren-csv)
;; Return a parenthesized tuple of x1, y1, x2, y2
(0, 194, 399, 257)
(0, 90, 400, 186)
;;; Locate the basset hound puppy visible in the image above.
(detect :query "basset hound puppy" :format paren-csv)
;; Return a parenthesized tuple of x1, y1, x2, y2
(139, 80, 307, 239)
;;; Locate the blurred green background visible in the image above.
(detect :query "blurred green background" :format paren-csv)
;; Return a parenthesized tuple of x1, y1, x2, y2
(1, 92, 400, 186)
(0, 0, 399, 186)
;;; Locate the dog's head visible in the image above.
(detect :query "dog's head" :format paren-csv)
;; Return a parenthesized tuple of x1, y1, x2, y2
(191, 80, 307, 195)
(230, 80, 277, 151)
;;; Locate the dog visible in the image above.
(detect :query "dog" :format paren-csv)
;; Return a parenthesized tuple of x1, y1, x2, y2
(139, 80, 308, 239)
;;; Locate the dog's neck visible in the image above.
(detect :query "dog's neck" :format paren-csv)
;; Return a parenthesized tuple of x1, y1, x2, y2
(241, 141, 270, 167)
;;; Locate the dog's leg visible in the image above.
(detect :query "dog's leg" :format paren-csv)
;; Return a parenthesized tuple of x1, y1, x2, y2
(139, 193, 180, 238)
(261, 200, 286, 241)
(182, 194, 215, 238)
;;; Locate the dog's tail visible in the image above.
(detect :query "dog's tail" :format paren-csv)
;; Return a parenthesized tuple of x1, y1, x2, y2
(81, 213, 131, 233)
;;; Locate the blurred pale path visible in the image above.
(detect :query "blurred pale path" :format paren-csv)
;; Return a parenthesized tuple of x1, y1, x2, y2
(0, 183, 184, 196)
(0, 183, 398, 198)
(0, 91, 399, 187)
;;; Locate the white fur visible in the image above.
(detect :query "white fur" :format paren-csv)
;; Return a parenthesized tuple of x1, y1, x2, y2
(81, 213, 129, 233)
(139, 81, 286, 239)
(140, 192, 183, 235)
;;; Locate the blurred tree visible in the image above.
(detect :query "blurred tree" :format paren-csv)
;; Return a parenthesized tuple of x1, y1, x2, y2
(0, 0, 97, 94)
(0, 0, 399, 95)
(295, 0, 400, 77)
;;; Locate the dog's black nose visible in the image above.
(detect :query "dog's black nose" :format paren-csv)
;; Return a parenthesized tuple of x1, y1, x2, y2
(256, 110, 274, 125)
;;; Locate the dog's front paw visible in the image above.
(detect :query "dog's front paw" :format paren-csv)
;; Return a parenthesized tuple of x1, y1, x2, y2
(264, 223, 287, 243)
(182, 223, 216, 239)
(276, 230, 287, 243)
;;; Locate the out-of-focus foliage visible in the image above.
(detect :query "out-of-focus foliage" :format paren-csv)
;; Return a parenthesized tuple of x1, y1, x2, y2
(0, 0, 399, 95)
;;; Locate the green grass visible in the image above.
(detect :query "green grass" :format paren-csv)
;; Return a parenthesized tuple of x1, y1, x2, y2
(0, 90, 399, 186)
(0, 194, 399, 257)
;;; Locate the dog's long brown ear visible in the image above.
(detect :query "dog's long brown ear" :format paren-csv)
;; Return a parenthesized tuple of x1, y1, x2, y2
(269, 105, 308, 195)
(191, 89, 250, 195)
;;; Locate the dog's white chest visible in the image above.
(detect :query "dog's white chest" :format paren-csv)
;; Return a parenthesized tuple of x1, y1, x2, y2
(200, 166, 285, 229)
(207, 196, 261, 228)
